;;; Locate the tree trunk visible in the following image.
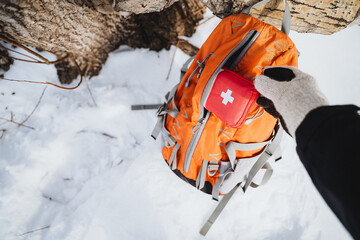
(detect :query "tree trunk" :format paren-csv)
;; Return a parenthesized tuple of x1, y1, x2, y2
(1, 0, 359, 84)
(0, 47, 13, 74)
(203, 0, 360, 34)
(0, 0, 205, 83)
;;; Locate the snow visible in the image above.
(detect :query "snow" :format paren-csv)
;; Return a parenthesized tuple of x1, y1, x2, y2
(1, 11, 359, 240)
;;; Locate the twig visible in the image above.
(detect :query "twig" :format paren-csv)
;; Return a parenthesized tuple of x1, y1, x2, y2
(0, 36, 49, 63)
(17, 225, 50, 236)
(42, 194, 53, 201)
(0, 76, 80, 90)
(19, 86, 47, 127)
(0, 44, 41, 62)
(0, 53, 83, 90)
(77, 130, 117, 139)
(166, 21, 186, 80)
(0, 129, 6, 139)
(0, 38, 83, 89)
(0, 117, 35, 130)
(101, 132, 117, 139)
(0, 45, 69, 65)
(198, 16, 216, 27)
(177, 39, 199, 56)
(166, 7, 205, 80)
(166, 46, 179, 80)
(84, 50, 99, 107)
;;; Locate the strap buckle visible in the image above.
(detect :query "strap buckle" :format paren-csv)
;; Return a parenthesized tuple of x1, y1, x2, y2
(265, 149, 272, 157)
(156, 102, 167, 116)
(208, 161, 219, 177)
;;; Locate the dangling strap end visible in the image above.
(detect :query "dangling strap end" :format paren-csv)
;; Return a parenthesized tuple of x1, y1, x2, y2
(200, 220, 214, 236)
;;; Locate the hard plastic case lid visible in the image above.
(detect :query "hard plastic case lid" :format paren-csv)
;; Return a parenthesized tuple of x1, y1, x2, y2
(204, 68, 259, 128)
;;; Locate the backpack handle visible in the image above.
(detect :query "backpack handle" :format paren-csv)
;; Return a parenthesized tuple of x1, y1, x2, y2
(241, 0, 291, 35)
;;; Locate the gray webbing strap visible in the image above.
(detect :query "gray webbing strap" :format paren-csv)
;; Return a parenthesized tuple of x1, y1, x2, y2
(241, 0, 291, 35)
(211, 173, 223, 200)
(167, 83, 179, 103)
(201, 149, 272, 236)
(250, 162, 273, 188)
(225, 140, 270, 169)
(265, 124, 283, 157)
(169, 143, 180, 170)
(185, 65, 200, 87)
(243, 152, 272, 191)
(243, 126, 283, 191)
(131, 104, 162, 110)
(208, 162, 219, 176)
(185, 53, 213, 87)
(200, 183, 243, 236)
(241, 0, 273, 14)
(281, 0, 291, 35)
(165, 135, 176, 148)
(151, 84, 180, 139)
(196, 160, 219, 190)
(151, 114, 165, 140)
(180, 56, 195, 81)
(211, 165, 233, 200)
(196, 160, 208, 190)
(133, 77, 180, 112)
(200, 125, 283, 236)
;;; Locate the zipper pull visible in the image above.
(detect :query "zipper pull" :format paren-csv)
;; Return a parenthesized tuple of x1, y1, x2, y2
(192, 117, 205, 133)
(197, 60, 205, 79)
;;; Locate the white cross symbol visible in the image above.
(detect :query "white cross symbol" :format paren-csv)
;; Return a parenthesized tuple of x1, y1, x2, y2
(220, 89, 234, 105)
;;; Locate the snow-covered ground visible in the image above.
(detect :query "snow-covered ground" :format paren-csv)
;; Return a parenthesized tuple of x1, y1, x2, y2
(0, 11, 359, 240)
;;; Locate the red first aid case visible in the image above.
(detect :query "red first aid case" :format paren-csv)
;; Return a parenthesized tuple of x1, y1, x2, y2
(204, 68, 259, 128)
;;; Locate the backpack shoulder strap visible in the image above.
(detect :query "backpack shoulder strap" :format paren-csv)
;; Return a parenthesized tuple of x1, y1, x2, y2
(200, 124, 283, 236)
(242, 0, 291, 35)
(180, 56, 195, 81)
(151, 83, 180, 139)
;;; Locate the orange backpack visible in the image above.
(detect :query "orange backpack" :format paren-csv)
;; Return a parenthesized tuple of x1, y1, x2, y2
(151, 0, 298, 235)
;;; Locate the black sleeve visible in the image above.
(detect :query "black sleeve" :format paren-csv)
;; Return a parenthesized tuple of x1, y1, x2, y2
(296, 105, 360, 240)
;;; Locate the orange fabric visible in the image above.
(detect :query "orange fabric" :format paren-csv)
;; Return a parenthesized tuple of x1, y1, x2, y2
(162, 14, 298, 189)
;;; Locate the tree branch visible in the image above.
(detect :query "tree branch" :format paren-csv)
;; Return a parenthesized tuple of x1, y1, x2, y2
(19, 86, 47, 127)
(17, 225, 50, 236)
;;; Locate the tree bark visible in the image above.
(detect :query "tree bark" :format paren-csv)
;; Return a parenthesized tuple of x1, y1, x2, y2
(0, 0, 205, 83)
(1, 0, 359, 84)
(0, 47, 13, 74)
(202, 0, 360, 35)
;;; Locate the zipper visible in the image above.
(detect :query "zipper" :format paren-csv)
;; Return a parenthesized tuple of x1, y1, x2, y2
(183, 30, 260, 173)
(199, 30, 260, 119)
(183, 110, 210, 172)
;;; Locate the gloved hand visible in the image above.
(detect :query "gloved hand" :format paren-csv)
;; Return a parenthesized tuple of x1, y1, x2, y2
(254, 66, 329, 137)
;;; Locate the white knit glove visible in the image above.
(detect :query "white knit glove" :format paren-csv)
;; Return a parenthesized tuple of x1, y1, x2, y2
(254, 66, 329, 137)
